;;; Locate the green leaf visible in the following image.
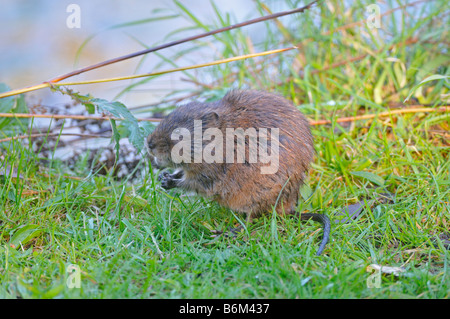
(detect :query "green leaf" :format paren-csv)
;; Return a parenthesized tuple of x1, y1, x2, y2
(118, 120, 153, 152)
(404, 74, 449, 102)
(121, 218, 143, 241)
(52, 89, 153, 154)
(10, 224, 42, 247)
(83, 97, 148, 152)
(0, 83, 15, 112)
(351, 171, 385, 187)
(139, 121, 156, 138)
(41, 284, 65, 299)
(92, 98, 146, 150)
(92, 98, 135, 122)
(373, 70, 387, 104)
(110, 119, 120, 160)
(127, 122, 145, 151)
(0, 83, 15, 129)
(416, 55, 450, 81)
(85, 102, 95, 114)
(299, 184, 313, 201)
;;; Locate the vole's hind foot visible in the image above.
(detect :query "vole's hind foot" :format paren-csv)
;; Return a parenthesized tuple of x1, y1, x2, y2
(211, 225, 245, 238)
(157, 170, 183, 190)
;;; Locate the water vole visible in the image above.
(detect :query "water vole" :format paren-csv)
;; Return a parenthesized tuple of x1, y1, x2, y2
(147, 90, 330, 255)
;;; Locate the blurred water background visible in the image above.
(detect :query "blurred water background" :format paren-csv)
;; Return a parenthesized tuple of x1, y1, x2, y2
(0, 0, 282, 107)
(0, 1, 430, 107)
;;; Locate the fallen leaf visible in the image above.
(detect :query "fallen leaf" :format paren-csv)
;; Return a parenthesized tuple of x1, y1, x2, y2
(21, 189, 48, 197)
(366, 264, 405, 276)
(351, 171, 385, 187)
(334, 200, 367, 224)
(334, 193, 395, 224)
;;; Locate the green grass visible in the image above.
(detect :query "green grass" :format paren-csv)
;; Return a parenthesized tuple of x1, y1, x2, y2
(0, 0, 449, 298)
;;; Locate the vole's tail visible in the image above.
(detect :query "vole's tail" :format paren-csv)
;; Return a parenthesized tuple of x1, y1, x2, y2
(300, 213, 331, 256)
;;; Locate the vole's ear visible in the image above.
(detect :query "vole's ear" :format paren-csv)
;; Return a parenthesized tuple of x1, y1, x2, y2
(200, 112, 220, 126)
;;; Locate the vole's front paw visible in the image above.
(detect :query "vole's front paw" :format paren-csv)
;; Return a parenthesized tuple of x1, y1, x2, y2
(161, 177, 178, 190)
(158, 171, 178, 190)
(157, 171, 170, 182)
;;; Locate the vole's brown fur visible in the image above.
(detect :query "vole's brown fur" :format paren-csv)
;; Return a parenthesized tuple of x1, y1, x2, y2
(147, 90, 329, 255)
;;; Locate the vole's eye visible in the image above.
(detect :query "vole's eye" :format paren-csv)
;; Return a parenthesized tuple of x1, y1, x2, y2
(148, 140, 155, 150)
